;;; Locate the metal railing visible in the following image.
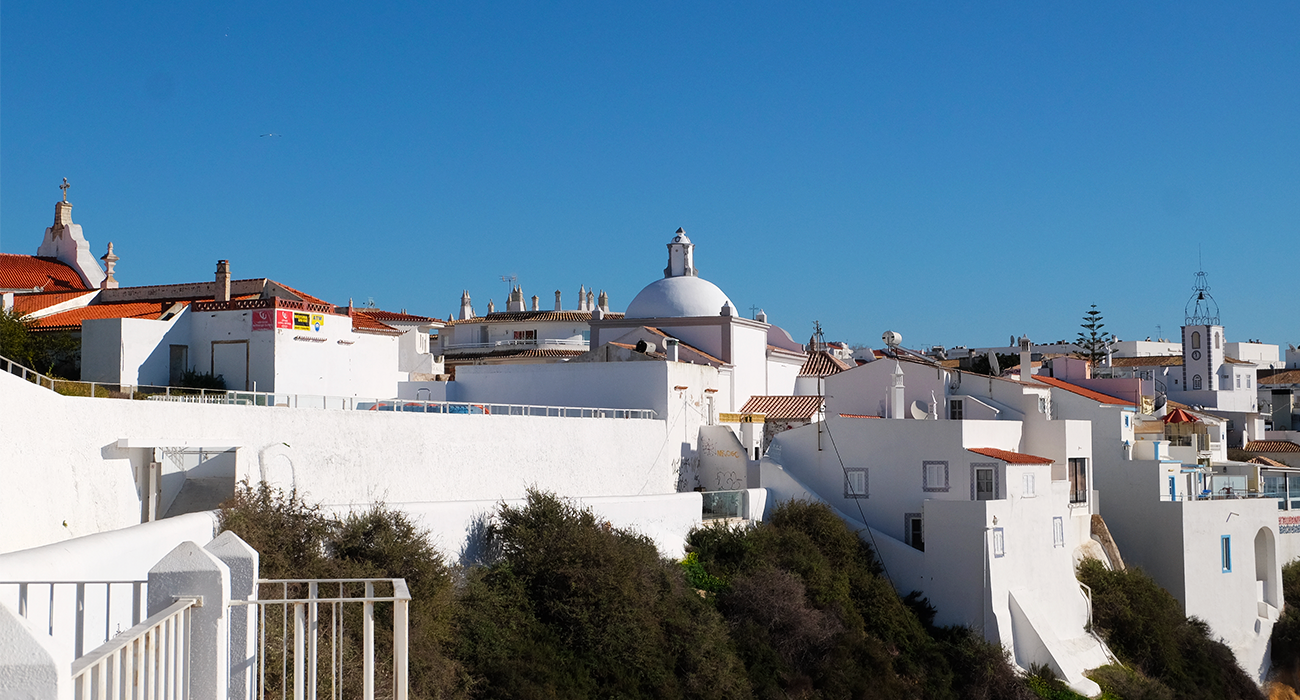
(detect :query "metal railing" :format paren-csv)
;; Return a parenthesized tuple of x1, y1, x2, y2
(233, 579, 410, 700)
(441, 337, 589, 351)
(0, 580, 147, 660)
(70, 596, 198, 700)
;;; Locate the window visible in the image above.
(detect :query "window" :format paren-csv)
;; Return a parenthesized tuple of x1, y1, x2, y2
(905, 513, 924, 551)
(1247, 376, 1252, 388)
(992, 528, 1006, 557)
(1221, 535, 1232, 573)
(923, 461, 950, 492)
(1215, 332, 1221, 349)
(1023, 473, 1036, 497)
(1192, 331, 1201, 349)
(1124, 414, 1131, 429)
(1068, 458, 1088, 504)
(581, 330, 591, 342)
(1053, 517, 1065, 548)
(1192, 375, 1202, 390)
(972, 465, 997, 501)
(513, 329, 537, 340)
(949, 399, 964, 420)
(1236, 375, 1241, 389)
(844, 469, 869, 499)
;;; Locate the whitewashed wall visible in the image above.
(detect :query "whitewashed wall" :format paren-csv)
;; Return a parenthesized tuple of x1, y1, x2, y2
(0, 370, 679, 554)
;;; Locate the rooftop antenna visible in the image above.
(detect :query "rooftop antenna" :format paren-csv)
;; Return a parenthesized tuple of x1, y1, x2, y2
(812, 320, 825, 352)
(813, 320, 826, 451)
(500, 274, 517, 294)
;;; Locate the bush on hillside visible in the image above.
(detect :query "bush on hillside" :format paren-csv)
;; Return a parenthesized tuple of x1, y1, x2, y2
(1076, 558, 1262, 700)
(1268, 560, 1300, 689)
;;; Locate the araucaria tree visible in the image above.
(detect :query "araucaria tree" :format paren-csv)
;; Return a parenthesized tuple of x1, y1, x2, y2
(1077, 304, 1108, 367)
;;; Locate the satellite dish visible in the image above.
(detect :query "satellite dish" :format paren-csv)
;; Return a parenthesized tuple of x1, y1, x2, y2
(883, 331, 902, 349)
(910, 400, 929, 420)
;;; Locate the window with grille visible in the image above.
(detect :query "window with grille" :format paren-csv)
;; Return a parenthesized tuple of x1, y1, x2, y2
(1068, 458, 1088, 504)
(844, 469, 868, 499)
(949, 400, 964, 420)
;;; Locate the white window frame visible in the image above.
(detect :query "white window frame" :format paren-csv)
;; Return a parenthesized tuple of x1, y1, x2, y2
(1052, 516, 1065, 548)
(923, 461, 950, 492)
(844, 468, 869, 499)
(992, 527, 1006, 558)
(1023, 472, 1036, 497)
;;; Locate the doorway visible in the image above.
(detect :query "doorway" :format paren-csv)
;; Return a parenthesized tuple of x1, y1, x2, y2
(975, 467, 996, 501)
(212, 340, 249, 391)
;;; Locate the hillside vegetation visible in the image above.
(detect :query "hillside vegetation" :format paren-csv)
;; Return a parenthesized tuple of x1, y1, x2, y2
(218, 482, 1263, 700)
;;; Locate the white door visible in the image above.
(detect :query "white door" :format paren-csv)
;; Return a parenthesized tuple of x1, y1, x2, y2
(212, 341, 249, 391)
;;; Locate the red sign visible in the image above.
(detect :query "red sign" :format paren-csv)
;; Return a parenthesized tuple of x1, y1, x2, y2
(277, 309, 293, 329)
(252, 309, 275, 331)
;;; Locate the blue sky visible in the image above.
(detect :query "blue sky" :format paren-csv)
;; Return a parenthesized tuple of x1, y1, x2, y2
(3, 2, 1297, 350)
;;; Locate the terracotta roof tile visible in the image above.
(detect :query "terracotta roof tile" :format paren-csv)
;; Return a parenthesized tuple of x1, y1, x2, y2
(30, 301, 180, 331)
(1246, 440, 1300, 453)
(1260, 369, 1300, 386)
(739, 395, 823, 420)
(350, 311, 402, 335)
(0, 254, 90, 292)
(837, 413, 881, 419)
(361, 309, 442, 324)
(11, 291, 94, 315)
(799, 350, 851, 377)
(967, 447, 1053, 464)
(1109, 356, 1184, 367)
(1249, 456, 1289, 468)
(1032, 375, 1135, 406)
(272, 281, 332, 306)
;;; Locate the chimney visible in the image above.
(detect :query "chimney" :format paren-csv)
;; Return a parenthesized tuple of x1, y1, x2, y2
(598, 290, 608, 313)
(100, 243, 120, 289)
(487, 299, 495, 314)
(1, 292, 13, 313)
(756, 309, 767, 323)
(890, 360, 906, 419)
(531, 295, 540, 311)
(578, 285, 586, 311)
(665, 338, 680, 362)
(586, 290, 594, 311)
(459, 291, 474, 320)
(555, 290, 562, 311)
(507, 286, 526, 312)
(1018, 335, 1032, 380)
(215, 260, 231, 303)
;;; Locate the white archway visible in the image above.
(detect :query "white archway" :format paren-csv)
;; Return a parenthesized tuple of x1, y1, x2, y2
(1255, 527, 1279, 608)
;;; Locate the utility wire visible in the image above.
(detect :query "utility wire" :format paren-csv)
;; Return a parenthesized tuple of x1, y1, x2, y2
(820, 417, 895, 588)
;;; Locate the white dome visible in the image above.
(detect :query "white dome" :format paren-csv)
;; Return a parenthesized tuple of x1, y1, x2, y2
(625, 276, 734, 319)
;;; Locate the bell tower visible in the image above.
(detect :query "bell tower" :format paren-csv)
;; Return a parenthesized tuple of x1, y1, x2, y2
(1180, 270, 1223, 393)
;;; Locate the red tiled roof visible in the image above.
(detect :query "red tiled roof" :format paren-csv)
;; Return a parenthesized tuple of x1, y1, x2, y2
(0, 254, 90, 292)
(361, 309, 442, 324)
(350, 311, 402, 335)
(1246, 440, 1300, 454)
(11, 290, 94, 315)
(967, 447, 1053, 464)
(640, 327, 726, 365)
(30, 301, 181, 331)
(1260, 369, 1300, 386)
(838, 413, 881, 419)
(1032, 375, 1135, 406)
(447, 311, 624, 325)
(1109, 356, 1184, 367)
(799, 350, 851, 377)
(739, 395, 823, 421)
(271, 281, 332, 307)
(1249, 456, 1288, 468)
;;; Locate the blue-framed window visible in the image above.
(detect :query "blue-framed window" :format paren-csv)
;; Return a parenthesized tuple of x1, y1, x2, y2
(1221, 535, 1232, 573)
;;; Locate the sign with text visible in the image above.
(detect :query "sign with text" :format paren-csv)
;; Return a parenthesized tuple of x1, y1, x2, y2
(253, 309, 296, 331)
(719, 413, 765, 424)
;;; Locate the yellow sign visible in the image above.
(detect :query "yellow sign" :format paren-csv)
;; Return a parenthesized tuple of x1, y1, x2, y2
(719, 413, 764, 424)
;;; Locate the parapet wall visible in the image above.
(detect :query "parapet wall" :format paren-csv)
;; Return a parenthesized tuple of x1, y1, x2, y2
(0, 371, 678, 554)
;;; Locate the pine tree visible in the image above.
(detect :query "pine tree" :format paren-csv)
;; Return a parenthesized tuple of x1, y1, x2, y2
(1076, 304, 1107, 367)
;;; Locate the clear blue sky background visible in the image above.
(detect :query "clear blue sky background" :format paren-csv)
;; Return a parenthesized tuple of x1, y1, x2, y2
(3, 2, 1297, 350)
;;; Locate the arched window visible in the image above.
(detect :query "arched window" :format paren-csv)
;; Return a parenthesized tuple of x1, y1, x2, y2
(1191, 331, 1201, 349)
(1193, 375, 1202, 390)
(1215, 332, 1221, 349)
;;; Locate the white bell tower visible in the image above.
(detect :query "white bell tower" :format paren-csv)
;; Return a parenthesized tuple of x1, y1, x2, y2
(1180, 270, 1223, 393)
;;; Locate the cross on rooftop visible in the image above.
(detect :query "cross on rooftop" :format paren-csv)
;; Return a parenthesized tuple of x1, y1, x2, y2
(60, 178, 70, 202)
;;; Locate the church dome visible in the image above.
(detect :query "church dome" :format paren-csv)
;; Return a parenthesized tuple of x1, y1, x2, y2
(625, 275, 734, 319)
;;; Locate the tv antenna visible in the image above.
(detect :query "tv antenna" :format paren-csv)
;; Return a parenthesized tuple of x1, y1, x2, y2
(500, 274, 517, 294)
(812, 320, 825, 352)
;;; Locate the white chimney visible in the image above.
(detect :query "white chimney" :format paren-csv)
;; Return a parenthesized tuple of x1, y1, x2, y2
(531, 295, 539, 311)
(459, 291, 474, 320)
(890, 360, 906, 419)
(1019, 335, 1032, 380)
(665, 338, 680, 362)
(578, 285, 586, 311)
(215, 260, 231, 303)
(555, 290, 562, 311)
(586, 290, 594, 311)
(598, 290, 608, 313)
(1, 292, 13, 312)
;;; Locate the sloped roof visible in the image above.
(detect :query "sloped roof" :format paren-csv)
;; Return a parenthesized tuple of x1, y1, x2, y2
(30, 301, 180, 331)
(1246, 440, 1300, 454)
(0, 254, 90, 292)
(447, 311, 624, 325)
(11, 290, 93, 315)
(740, 395, 823, 421)
(1249, 456, 1288, 468)
(1032, 375, 1135, 406)
(350, 311, 402, 335)
(799, 350, 851, 377)
(1260, 369, 1300, 386)
(361, 309, 442, 324)
(838, 413, 881, 419)
(271, 281, 333, 306)
(1109, 356, 1184, 367)
(640, 326, 726, 365)
(967, 447, 1053, 464)
(1224, 356, 1253, 365)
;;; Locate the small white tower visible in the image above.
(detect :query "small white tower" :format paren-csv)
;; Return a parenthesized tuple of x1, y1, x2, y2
(664, 228, 698, 278)
(506, 286, 527, 313)
(36, 180, 106, 289)
(890, 360, 906, 419)
(99, 243, 120, 290)
(1181, 270, 1224, 393)
(459, 291, 474, 320)
(554, 290, 563, 311)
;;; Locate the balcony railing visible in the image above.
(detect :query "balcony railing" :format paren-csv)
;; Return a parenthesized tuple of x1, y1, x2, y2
(70, 596, 199, 700)
(0, 580, 148, 661)
(442, 338, 589, 351)
(233, 579, 410, 700)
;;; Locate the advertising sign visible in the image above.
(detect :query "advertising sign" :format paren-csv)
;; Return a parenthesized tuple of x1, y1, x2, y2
(277, 309, 293, 329)
(293, 312, 311, 330)
(252, 309, 275, 331)
(311, 314, 324, 332)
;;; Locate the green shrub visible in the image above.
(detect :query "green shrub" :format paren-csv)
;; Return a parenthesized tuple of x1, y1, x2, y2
(1087, 664, 1174, 700)
(1077, 558, 1262, 700)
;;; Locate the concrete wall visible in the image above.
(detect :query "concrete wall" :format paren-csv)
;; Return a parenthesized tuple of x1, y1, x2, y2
(0, 369, 679, 554)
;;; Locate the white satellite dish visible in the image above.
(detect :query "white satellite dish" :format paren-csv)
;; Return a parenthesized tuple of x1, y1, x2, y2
(883, 330, 902, 349)
(910, 400, 929, 420)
